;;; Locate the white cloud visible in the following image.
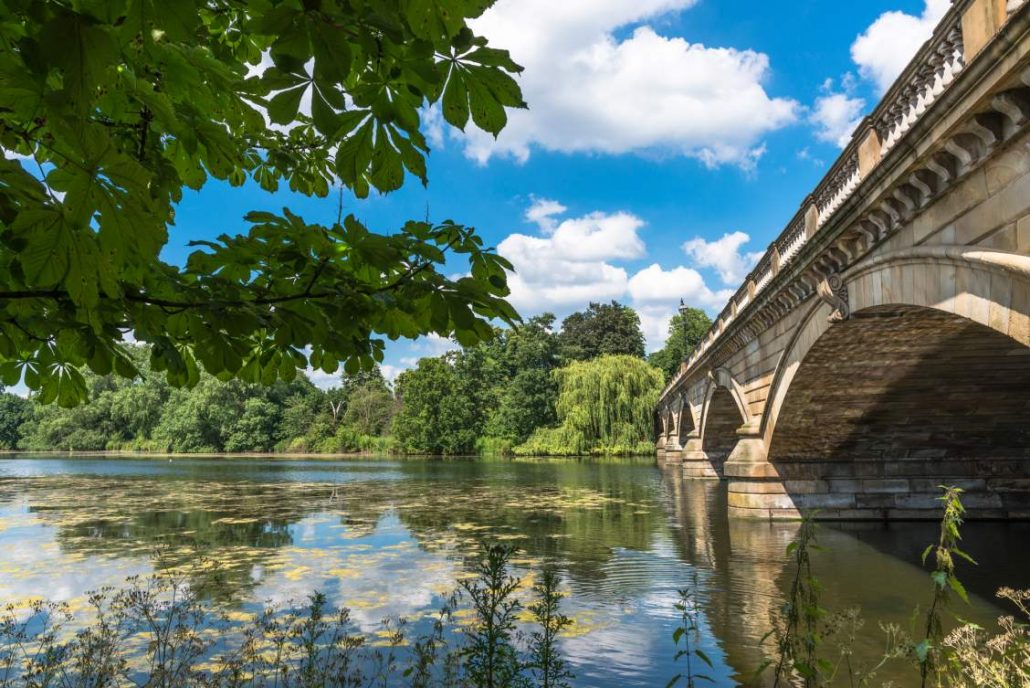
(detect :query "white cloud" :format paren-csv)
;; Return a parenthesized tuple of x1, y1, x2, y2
(681, 231, 762, 286)
(524, 197, 567, 233)
(305, 366, 340, 390)
(499, 203, 647, 313)
(809, 90, 865, 148)
(627, 264, 730, 307)
(629, 265, 735, 350)
(379, 365, 403, 383)
(851, 0, 950, 93)
(496, 201, 746, 352)
(464, 1, 798, 168)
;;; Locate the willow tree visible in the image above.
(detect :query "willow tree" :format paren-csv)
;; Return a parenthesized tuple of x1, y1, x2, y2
(0, 0, 524, 406)
(517, 355, 663, 455)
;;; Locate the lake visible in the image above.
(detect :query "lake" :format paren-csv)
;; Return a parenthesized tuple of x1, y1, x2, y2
(1, 455, 1027, 686)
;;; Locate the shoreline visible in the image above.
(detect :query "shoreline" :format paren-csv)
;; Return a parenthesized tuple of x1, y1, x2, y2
(0, 450, 657, 461)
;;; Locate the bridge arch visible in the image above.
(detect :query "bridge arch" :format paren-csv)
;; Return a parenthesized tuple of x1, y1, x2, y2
(759, 248, 1030, 517)
(698, 368, 751, 475)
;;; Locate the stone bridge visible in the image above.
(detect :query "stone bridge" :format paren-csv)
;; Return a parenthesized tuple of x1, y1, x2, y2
(656, 0, 1030, 520)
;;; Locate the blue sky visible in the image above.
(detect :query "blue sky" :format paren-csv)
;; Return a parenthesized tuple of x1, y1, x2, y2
(168, 0, 947, 386)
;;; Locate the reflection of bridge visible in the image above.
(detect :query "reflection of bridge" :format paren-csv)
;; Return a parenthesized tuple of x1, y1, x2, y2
(657, 0, 1030, 519)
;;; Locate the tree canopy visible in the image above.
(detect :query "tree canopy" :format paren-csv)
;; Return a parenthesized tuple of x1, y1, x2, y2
(557, 301, 646, 362)
(0, 0, 526, 406)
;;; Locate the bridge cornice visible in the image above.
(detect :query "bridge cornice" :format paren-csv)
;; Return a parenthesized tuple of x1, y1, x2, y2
(659, 0, 1030, 407)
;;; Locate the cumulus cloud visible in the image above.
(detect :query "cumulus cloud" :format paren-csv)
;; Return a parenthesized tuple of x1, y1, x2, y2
(498, 200, 642, 313)
(809, 76, 866, 147)
(681, 231, 763, 286)
(627, 264, 730, 307)
(463, 0, 798, 168)
(851, 0, 950, 93)
(628, 265, 735, 350)
(496, 199, 745, 351)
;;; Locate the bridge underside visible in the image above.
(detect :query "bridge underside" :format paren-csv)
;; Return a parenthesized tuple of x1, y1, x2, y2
(745, 305, 1030, 519)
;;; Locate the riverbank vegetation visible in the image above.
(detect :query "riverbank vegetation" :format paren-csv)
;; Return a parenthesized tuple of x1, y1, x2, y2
(0, 303, 708, 457)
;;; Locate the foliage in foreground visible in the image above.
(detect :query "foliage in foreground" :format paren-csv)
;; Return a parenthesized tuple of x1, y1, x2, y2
(0, 545, 573, 688)
(0, 0, 525, 406)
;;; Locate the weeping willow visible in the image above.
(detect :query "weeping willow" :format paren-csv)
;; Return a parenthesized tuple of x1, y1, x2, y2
(516, 355, 663, 456)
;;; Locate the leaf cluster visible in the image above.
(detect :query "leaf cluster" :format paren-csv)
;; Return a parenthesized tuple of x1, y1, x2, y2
(0, 0, 525, 405)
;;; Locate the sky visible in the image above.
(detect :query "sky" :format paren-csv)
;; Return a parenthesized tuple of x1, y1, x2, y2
(165, 0, 949, 388)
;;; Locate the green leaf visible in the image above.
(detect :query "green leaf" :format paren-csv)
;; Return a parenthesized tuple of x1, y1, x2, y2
(442, 67, 470, 130)
(310, 22, 352, 83)
(41, 13, 118, 115)
(465, 67, 507, 135)
(268, 83, 308, 125)
(17, 210, 70, 287)
(947, 574, 970, 604)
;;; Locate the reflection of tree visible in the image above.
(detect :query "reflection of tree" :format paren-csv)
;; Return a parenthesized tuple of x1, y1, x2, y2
(386, 458, 667, 585)
(15, 459, 667, 601)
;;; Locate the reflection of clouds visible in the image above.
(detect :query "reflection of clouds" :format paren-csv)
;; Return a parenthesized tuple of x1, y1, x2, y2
(0, 507, 151, 618)
(251, 513, 460, 632)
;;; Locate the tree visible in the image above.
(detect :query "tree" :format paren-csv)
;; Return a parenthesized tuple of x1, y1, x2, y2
(0, 0, 526, 407)
(342, 379, 395, 436)
(557, 302, 646, 362)
(225, 396, 279, 452)
(517, 355, 664, 455)
(393, 354, 485, 454)
(648, 307, 712, 382)
(483, 315, 560, 444)
(0, 390, 29, 449)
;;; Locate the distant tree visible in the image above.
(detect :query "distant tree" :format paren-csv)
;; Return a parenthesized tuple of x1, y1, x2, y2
(648, 307, 712, 382)
(484, 315, 560, 443)
(393, 354, 487, 454)
(279, 392, 324, 445)
(0, 391, 29, 449)
(342, 380, 395, 437)
(154, 378, 248, 452)
(554, 355, 663, 448)
(517, 355, 664, 456)
(557, 302, 646, 362)
(225, 397, 280, 452)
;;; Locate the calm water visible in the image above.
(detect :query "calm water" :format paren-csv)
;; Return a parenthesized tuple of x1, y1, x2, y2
(1, 455, 1028, 686)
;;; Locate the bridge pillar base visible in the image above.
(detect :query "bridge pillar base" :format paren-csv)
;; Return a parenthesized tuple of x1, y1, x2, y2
(681, 432, 721, 479)
(722, 422, 802, 519)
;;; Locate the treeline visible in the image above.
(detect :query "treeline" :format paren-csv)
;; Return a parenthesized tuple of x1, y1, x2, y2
(0, 302, 711, 456)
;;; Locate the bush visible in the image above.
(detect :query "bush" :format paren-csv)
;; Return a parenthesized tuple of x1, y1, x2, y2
(476, 436, 515, 457)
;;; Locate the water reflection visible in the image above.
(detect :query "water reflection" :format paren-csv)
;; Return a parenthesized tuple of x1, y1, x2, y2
(0, 456, 1026, 686)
